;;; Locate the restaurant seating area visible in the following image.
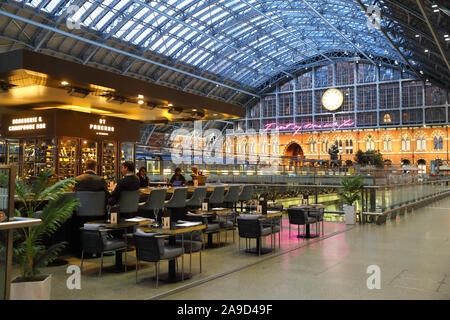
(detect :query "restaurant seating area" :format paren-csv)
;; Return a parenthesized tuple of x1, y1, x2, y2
(35, 184, 341, 294)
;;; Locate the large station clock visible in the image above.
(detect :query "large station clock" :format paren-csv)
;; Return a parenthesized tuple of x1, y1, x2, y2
(322, 88, 344, 111)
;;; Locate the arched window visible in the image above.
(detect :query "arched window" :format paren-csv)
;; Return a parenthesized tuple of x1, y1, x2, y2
(434, 136, 443, 150)
(322, 138, 329, 154)
(345, 139, 353, 154)
(416, 135, 426, 151)
(383, 135, 392, 152)
(366, 135, 375, 151)
(309, 138, 317, 153)
(401, 134, 410, 151)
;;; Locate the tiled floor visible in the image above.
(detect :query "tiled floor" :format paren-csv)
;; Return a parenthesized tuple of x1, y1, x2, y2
(27, 197, 450, 299)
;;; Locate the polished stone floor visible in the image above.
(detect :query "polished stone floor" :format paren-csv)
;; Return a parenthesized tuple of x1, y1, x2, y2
(30, 196, 450, 300)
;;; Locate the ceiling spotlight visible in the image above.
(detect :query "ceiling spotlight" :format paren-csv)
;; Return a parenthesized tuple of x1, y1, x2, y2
(61, 81, 69, 86)
(192, 109, 197, 112)
(415, 34, 420, 37)
(420, 70, 424, 74)
(138, 94, 144, 99)
(432, 4, 438, 8)
(444, 34, 449, 38)
(138, 100, 144, 105)
(168, 103, 173, 107)
(433, 9, 439, 12)
(424, 49, 429, 53)
(445, 38, 450, 41)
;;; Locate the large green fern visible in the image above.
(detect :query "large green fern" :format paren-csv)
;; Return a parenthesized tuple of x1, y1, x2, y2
(12, 171, 79, 281)
(338, 175, 363, 206)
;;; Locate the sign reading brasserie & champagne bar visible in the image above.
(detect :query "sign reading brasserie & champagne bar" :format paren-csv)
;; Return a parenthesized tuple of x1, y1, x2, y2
(1, 110, 140, 142)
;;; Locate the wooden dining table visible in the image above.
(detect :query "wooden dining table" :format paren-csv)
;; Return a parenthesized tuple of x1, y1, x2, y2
(138, 223, 206, 282)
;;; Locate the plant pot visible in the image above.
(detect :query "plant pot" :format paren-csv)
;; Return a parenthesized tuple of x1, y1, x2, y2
(10, 274, 52, 300)
(344, 205, 356, 225)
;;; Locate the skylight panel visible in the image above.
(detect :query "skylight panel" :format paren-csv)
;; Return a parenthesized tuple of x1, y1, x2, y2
(84, 6, 104, 26)
(43, 0, 63, 13)
(70, 2, 93, 26)
(95, 10, 115, 30)
(115, 20, 135, 39)
(133, 28, 153, 45)
(166, 40, 184, 55)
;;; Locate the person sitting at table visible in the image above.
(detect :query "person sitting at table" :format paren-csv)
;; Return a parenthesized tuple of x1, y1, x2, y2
(137, 167, 149, 188)
(169, 168, 186, 186)
(75, 160, 108, 193)
(108, 161, 140, 206)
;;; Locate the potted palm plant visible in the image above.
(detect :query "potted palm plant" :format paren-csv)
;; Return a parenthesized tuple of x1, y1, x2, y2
(338, 175, 363, 225)
(9, 171, 79, 300)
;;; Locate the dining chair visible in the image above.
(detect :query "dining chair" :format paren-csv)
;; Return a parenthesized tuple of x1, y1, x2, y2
(134, 232, 184, 288)
(117, 190, 141, 219)
(236, 215, 272, 256)
(286, 207, 318, 238)
(80, 226, 127, 277)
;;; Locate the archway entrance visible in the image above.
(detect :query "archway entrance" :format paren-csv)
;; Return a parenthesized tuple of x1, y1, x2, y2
(417, 159, 426, 175)
(401, 159, 411, 166)
(284, 143, 304, 168)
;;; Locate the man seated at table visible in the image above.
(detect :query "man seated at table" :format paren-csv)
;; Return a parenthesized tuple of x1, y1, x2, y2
(108, 161, 140, 206)
(75, 160, 108, 193)
(169, 168, 186, 186)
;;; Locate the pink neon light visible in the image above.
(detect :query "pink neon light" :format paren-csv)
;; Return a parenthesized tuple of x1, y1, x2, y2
(264, 119, 355, 135)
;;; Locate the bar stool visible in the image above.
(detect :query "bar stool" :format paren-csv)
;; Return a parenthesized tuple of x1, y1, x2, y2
(138, 188, 167, 220)
(221, 185, 241, 243)
(185, 187, 207, 210)
(164, 188, 188, 222)
(238, 185, 254, 212)
(117, 190, 141, 219)
(208, 186, 225, 209)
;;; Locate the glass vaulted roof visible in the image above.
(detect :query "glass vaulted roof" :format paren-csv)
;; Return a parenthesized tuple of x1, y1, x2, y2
(14, 0, 405, 90)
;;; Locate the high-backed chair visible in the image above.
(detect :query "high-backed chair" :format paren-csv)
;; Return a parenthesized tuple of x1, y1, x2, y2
(238, 185, 254, 212)
(164, 188, 188, 221)
(117, 190, 141, 219)
(138, 188, 166, 219)
(309, 207, 324, 235)
(75, 191, 106, 217)
(134, 232, 183, 288)
(237, 215, 272, 256)
(208, 186, 225, 209)
(185, 187, 207, 210)
(80, 226, 127, 276)
(223, 185, 241, 209)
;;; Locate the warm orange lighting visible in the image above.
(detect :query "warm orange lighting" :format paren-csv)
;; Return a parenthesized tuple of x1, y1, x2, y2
(61, 81, 69, 86)
(168, 103, 173, 107)
(33, 105, 113, 115)
(138, 94, 144, 99)
(138, 100, 144, 105)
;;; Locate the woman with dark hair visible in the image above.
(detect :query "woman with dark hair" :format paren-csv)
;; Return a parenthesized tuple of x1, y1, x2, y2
(137, 166, 149, 188)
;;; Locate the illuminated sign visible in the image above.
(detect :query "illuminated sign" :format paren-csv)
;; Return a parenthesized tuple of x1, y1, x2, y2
(89, 118, 115, 136)
(8, 117, 46, 132)
(264, 119, 355, 135)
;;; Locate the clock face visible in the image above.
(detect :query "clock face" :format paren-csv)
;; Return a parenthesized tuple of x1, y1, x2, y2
(322, 88, 344, 111)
